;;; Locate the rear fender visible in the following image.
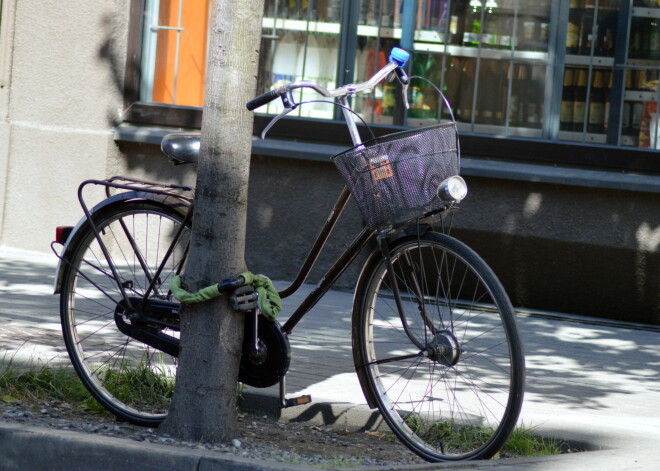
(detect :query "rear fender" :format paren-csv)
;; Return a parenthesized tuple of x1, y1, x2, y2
(53, 191, 190, 294)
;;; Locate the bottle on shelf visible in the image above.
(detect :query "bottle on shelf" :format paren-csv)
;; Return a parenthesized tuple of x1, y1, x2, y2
(407, 53, 438, 120)
(524, 65, 543, 128)
(359, 0, 369, 24)
(572, 68, 588, 132)
(463, 0, 483, 47)
(560, 68, 575, 131)
(481, 0, 499, 48)
(578, 3, 595, 55)
(508, 63, 528, 127)
(566, 0, 581, 55)
(457, 59, 477, 122)
(497, 13, 513, 50)
(603, 71, 613, 133)
(442, 56, 462, 118)
(650, 19, 660, 60)
(448, 0, 467, 45)
(621, 71, 634, 136)
(478, 60, 496, 124)
(326, 0, 341, 22)
(380, 0, 395, 28)
(518, 14, 539, 51)
(588, 70, 606, 133)
(632, 100, 644, 136)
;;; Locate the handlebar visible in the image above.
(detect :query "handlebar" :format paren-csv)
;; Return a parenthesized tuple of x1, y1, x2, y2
(246, 47, 410, 111)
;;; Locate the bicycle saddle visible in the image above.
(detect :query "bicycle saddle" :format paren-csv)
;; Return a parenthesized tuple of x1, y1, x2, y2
(161, 132, 200, 164)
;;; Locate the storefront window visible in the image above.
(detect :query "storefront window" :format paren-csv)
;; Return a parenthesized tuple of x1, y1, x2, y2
(126, 0, 660, 168)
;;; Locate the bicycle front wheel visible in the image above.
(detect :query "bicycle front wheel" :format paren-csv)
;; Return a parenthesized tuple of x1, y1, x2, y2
(353, 232, 524, 461)
(59, 200, 191, 425)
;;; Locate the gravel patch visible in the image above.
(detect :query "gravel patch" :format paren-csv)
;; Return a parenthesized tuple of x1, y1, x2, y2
(1, 397, 426, 468)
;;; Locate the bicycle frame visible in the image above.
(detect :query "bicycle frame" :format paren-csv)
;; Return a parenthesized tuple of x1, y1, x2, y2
(59, 69, 408, 338)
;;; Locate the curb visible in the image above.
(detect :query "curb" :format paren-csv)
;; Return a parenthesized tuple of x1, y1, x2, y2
(0, 420, 616, 471)
(0, 422, 309, 471)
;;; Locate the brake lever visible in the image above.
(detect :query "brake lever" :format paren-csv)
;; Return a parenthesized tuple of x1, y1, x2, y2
(261, 90, 298, 140)
(395, 68, 410, 110)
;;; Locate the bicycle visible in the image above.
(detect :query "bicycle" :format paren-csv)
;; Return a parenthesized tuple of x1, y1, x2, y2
(52, 47, 524, 462)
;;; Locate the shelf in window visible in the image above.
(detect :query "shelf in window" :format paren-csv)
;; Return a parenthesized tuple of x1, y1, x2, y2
(412, 44, 548, 61)
(471, 124, 543, 139)
(558, 131, 607, 144)
(632, 7, 660, 19)
(406, 119, 545, 138)
(262, 17, 340, 34)
(625, 58, 660, 67)
(356, 24, 401, 39)
(620, 135, 639, 147)
(564, 55, 615, 67)
(624, 90, 660, 102)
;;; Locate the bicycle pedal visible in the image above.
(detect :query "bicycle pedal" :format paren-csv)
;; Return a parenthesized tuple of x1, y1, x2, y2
(282, 395, 312, 408)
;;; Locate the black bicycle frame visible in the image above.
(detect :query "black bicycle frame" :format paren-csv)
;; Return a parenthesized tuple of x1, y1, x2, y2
(277, 185, 374, 334)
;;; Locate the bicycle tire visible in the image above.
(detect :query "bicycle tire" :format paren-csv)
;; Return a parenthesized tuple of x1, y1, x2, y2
(353, 231, 524, 461)
(59, 200, 191, 426)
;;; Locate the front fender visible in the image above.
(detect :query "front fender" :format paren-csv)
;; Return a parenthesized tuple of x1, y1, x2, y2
(53, 191, 190, 294)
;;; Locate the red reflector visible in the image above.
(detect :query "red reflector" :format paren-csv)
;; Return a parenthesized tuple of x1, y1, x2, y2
(55, 226, 73, 245)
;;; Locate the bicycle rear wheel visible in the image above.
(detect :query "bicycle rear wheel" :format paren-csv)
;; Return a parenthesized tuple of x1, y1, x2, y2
(59, 200, 191, 425)
(353, 231, 524, 461)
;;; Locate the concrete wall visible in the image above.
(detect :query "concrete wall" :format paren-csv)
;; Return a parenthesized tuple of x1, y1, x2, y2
(0, 0, 129, 251)
(451, 176, 660, 324)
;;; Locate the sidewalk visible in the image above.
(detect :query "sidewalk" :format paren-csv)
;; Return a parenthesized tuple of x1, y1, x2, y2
(1, 245, 659, 470)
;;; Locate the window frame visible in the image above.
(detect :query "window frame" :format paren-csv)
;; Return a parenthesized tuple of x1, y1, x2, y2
(121, 0, 660, 176)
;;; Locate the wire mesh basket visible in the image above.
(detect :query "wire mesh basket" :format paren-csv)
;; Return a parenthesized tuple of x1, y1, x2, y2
(331, 122, 460, 231)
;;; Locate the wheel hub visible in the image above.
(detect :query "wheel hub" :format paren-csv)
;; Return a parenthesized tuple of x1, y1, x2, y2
(426, 330, 461, 366)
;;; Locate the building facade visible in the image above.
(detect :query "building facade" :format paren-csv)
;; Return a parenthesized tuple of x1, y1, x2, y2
(1, 0, 658, 323)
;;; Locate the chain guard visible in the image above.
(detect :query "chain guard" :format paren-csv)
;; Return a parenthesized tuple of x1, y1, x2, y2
(239, 314, 290, 388)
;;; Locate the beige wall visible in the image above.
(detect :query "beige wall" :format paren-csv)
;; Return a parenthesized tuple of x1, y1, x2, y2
(0, 0, 130, 251)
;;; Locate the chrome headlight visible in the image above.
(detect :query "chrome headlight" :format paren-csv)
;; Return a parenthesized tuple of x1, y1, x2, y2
(437, 176, 468, 203)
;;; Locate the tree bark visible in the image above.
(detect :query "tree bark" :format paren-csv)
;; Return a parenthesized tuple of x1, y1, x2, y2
(161, 0, 264, 442)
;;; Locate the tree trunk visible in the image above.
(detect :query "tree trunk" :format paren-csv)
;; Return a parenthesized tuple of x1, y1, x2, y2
(160, 0, 264, 443)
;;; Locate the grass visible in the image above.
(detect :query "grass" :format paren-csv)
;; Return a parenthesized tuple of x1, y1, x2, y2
(499, 426, 567, 458)
(0, 359, 175, 416)
(95, 360, 174, 410)
(403, 412, 569, 459)
(0, 361, 106, 414)
(1, 362, 569, 460)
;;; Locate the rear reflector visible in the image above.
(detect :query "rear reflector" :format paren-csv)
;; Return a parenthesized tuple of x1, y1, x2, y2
(55, 226, 73, 245)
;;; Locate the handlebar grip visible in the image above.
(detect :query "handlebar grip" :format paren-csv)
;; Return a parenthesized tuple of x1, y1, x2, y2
(246, 89, 282, 111)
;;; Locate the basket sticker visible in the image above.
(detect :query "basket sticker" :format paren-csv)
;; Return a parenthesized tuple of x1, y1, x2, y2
(369, 154, 394, 181)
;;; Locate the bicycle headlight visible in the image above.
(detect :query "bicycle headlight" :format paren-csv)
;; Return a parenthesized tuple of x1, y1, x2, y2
(437, 176, 468, 203)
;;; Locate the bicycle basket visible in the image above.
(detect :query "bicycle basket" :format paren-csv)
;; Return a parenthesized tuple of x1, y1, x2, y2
(331, 122, 460, 231)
